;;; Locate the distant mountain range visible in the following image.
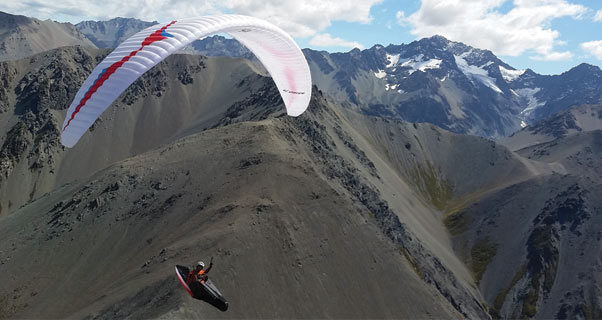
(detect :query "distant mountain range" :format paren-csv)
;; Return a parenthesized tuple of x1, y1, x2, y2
(302, 37, 602, 138)
(1, 12, 600, 139)
(0, 11, 95, 61)
(75, 17, 157, 48)
(190, 33, 602, 138)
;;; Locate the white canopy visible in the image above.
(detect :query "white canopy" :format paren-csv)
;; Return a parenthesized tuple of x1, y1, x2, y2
(61, 15, 312, 147)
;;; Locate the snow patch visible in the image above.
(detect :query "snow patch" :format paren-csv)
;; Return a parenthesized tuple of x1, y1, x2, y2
(499, 66, 526, 82)
(385, 83, 399, 91)
(480, 61, 494, 68)
(401, 55, 442, 75)
(515, 88, 545, 118)
(374, 69, 386, 79)
(520, 120, 528, 128)
(454, 55, 502, 93)
(386, 53, 400, 68)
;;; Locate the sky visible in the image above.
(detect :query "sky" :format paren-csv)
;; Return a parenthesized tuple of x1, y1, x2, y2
(1, 0, 601, 75)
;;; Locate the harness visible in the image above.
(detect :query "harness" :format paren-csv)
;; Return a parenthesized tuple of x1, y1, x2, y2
(187, 269, 207, 284)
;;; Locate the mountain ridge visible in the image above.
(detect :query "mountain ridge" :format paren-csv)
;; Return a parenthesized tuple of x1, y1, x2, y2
(502, 104, 602, 151)
(75, 17, 157, 49)
(0, 11, 96, 62)
(302, 35, 602, 138)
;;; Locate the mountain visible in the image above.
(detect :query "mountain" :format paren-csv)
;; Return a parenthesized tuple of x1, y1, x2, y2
(502, 104, 602, 151)
(0, 11, 95, 61)
(443, 107, 602, 319)
(446, 129, 602, 319)
(511, 64, 602, 122)
(158, 33, 602, 139)
(0, 47, 495, 318)
(0, 46, 267, 216)
(1, 44, 601, 319)
(75, 17, 157, 48)
(187, 35, 254, 60)
(0, 104, 464, 319)
(69, 17, 602, 139)
(303, 36, 602, 139)
(1, 12, 601, 319)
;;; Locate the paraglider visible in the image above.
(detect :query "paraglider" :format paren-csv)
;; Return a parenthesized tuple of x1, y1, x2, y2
(176, 257, 228, 311)
(61, 15, 312, 147)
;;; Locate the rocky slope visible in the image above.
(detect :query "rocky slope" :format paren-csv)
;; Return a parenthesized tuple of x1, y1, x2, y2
(0, 46, 275, 216)
(0, 115, 459, 318)
(445, 130, 601, 318)
(0, 78, 499, 318)
(0, 11, 95, 61)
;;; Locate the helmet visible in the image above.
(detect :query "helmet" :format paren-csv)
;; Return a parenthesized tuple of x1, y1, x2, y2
(197, 261, 205, 268)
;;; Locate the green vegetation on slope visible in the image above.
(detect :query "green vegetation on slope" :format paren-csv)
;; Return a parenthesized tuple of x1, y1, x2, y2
(443, 210, 471, 236)
(471, 238, 498, 284)
(408, 161, 454, 210)
(521, 224, 559, 318)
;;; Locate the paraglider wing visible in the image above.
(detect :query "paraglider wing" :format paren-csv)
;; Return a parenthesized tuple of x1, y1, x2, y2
(61, 15, 312, 148)
(175, 265, 194, 297)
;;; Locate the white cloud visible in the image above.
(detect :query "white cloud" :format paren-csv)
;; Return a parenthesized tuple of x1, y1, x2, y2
(309, 33, 364, 49)
(224, 0, 382, 37)
(581, 40, 602, 59)
(405, 0, 587, 60)
(531, 51, 573, 61)
(395, 10, 406, 25)
(0, 0, 219, 23)
(595, 9, 602, 22)
(0, 0, 382, 38)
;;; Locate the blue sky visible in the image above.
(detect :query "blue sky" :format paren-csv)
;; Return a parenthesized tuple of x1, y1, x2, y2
(2, 0, 601, 75)
(296, 0, 602, 75)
